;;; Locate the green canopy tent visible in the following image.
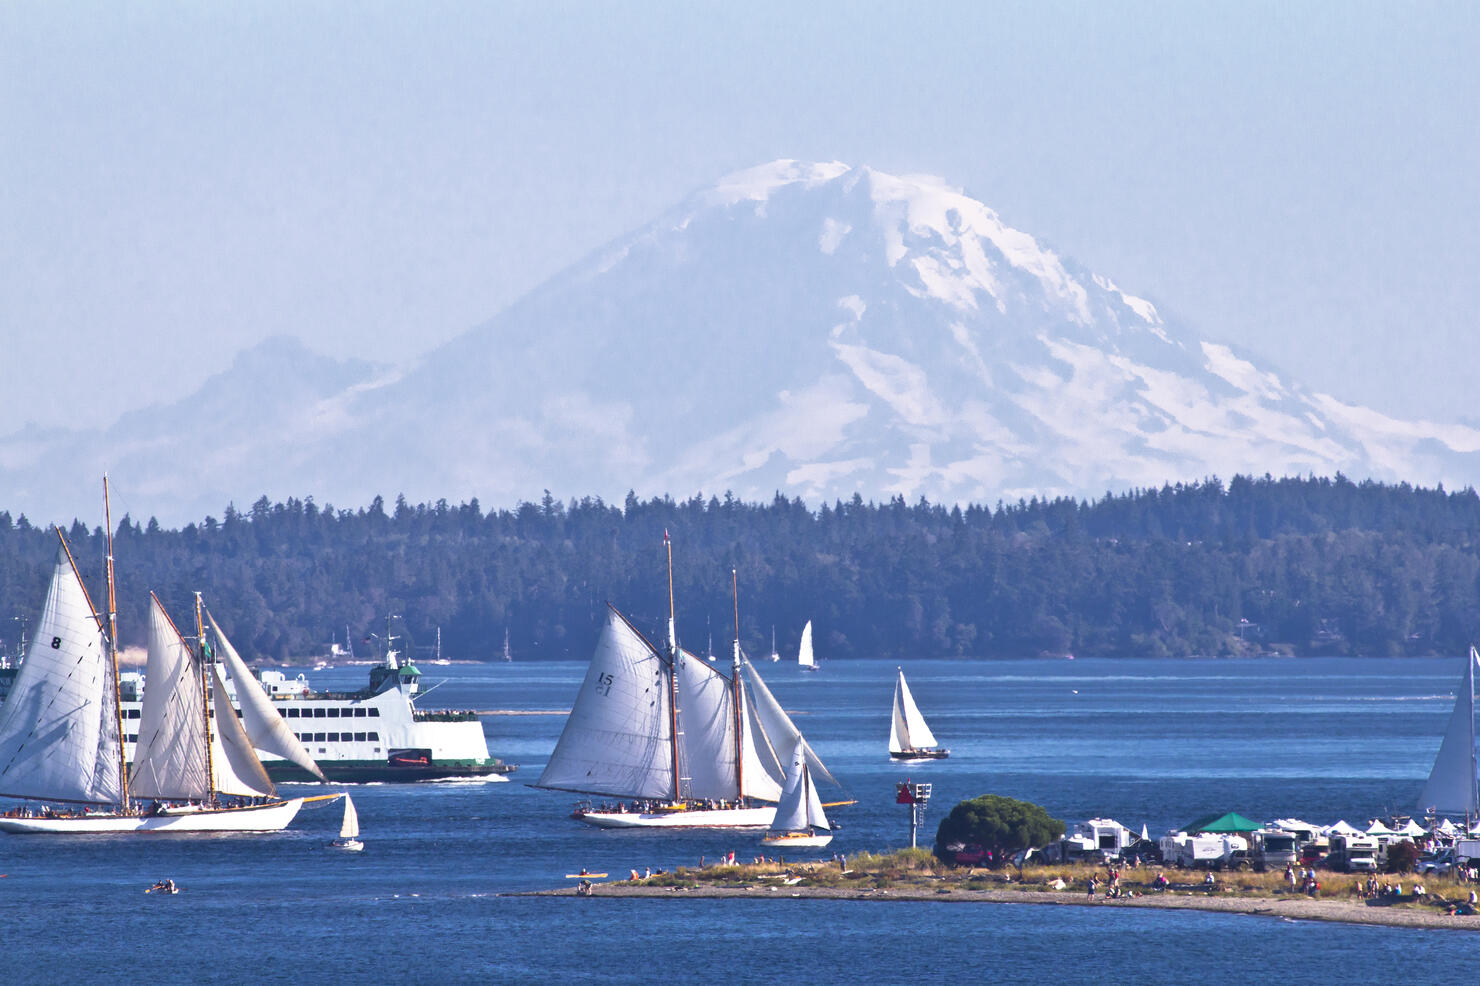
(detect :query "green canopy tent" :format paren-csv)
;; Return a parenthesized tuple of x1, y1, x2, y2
(1181, 811, 1262, 834)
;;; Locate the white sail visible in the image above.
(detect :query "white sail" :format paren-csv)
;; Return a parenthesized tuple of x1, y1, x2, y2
(738, 676, 784, 802)
(741, 658, 836, 786)
(891, 669, 938, 752)
(798, 621, 815, 668)
(1419, 646, 1480, 816)
(339, 794, 360, 839)
(676, 649, 736, 801)
(131, 596, 211, 801)
(535, 607, 674, 799)
(208, 611, 326, 781)
(771, 739, 829, 833)
(209, 664, 277, 798)
(0, 555, 122, 805)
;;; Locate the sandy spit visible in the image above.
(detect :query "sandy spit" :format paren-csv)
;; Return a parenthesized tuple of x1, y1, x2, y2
(510, 883, 1480, 931)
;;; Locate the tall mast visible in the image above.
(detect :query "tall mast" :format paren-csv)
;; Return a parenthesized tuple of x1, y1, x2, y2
(103, 477, 129, 809)
(195, 591, 217, 800)
(664, 530, 681, 805)
(1469, 647, 1478, 822)
(731, 568, 744, 804)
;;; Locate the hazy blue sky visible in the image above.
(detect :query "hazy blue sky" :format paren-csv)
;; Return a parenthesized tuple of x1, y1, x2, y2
(4, 2, 1477, 432)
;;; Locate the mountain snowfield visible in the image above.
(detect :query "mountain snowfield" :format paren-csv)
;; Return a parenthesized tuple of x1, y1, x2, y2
(6, 159, 1480, 525)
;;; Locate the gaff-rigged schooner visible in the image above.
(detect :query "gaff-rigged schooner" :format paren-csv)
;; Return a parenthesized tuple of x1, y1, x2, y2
(536, 544, 841, 828)
(1419, 646, 1480, 819)
(0, 486, 330, 834)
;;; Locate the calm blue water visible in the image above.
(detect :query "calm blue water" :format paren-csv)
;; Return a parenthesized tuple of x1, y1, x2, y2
(2, 656, 1476, 983)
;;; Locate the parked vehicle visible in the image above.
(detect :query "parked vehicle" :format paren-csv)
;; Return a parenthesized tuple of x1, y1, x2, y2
(1159, 831, 1249, 870)
(1416, 849, 1455, 876)
(1328, 833, 1380, 872)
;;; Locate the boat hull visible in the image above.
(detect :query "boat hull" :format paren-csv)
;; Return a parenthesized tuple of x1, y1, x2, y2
(761, 831, 834, 847)
(578, 805, 776, 829)
(889, 749, 950, 760)
(265, 759, 515, 783)
(0, 798, 305, 834)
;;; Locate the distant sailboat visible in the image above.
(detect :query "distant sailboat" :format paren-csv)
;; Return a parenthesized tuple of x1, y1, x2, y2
(1419, 646, 1479, 817)
(762, 738, 833, 847)
(535, 547, 842, 829)
(503, 626, 513, 663)
(331, 794, 363, 851)
(798, 620, 818, 671)
(769, 626, 780, 663)
(889, 668, 949, 760)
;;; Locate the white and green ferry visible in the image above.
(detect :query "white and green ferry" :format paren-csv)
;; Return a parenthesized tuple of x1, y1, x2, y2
(109, 653, 517, 783)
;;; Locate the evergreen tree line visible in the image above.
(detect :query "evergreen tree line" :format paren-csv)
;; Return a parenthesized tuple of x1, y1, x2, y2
(0, 474, 1478, 662)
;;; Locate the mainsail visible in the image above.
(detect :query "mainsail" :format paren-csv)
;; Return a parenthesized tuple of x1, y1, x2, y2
(1419, 646, 1480, 816)
(131, 595, 211, 801)
(771, 738, 829, 833)
(676, 649, 737, 801)
(798, 621, 815, 669)
(340, 794, 360, 840)
(890, 669, 938, 753)
(0, 552, 123, 805)
(535, 607, 674, 799)
(208, 610, 326, 781)
(209, 664, 277, 798)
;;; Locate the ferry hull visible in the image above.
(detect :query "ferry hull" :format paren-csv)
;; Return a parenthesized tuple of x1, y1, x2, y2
(0, 798, 305, 834)
(265, 760, 515, 783)
(579, 805, 776, 829)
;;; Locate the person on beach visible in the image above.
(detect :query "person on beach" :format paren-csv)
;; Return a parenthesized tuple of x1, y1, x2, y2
(1203, 871, 1216, 891)
(1087, 876, 1097, 899)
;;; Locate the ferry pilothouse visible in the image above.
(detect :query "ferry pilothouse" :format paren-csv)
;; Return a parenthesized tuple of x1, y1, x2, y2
(105, 650, 518, 783)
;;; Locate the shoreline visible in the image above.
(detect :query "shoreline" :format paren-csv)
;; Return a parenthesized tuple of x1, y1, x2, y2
(513, 882, 1480, 931)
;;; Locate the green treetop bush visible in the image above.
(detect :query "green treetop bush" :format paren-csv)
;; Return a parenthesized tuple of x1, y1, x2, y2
(934, 793, 1066, 865)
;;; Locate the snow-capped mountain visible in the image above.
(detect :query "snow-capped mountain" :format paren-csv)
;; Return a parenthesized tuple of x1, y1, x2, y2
(6, 160, 1480, 525)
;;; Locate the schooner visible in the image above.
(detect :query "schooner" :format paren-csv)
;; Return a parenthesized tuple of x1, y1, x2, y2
(0, 485, 330, 834)
(536, 541, 841, 828)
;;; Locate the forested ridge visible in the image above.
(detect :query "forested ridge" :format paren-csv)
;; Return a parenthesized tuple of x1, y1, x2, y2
(1, 474, 1478, 662)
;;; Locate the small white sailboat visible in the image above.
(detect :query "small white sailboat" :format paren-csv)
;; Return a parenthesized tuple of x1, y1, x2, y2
(1419, 646, 1479, 817)
(762, 738, 833, 847)
(503, 626, 513, 662)
(798, 620, 818, 671)
(331, 794, 364, 851)
(769, 626, 780, 663)
(889, 668, 949, 760)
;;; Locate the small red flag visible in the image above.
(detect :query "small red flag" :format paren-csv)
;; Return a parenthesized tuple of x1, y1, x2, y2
(663, 528, 670, 543)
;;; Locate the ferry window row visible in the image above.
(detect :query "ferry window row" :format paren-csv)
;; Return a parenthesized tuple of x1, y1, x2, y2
(295, 732, 378, 743)
(275, 707, 379, 718)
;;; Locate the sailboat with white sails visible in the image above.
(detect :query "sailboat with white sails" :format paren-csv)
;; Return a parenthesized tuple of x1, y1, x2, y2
(889, 668, 949, 760)
(0, 488, 332, 835)
(798, 620, 818, 671)
(331, 794, 363, 851)
(1419, 646, 1479, 819)
(761, 738, 833, 847)
(536, 545, 842, 829)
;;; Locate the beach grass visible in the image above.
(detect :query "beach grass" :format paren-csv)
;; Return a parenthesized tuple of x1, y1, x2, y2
(641, 850, 1473, 910)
